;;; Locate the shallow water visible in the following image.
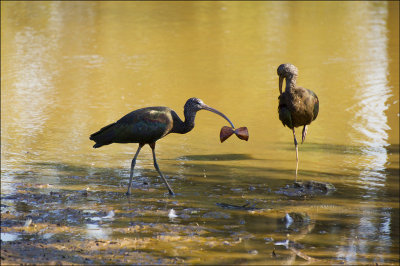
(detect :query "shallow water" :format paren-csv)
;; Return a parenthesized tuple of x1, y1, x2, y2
(1, 1, 399, 264)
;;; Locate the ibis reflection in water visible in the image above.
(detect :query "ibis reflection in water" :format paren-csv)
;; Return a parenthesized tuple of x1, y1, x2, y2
(277, 64, 319, 181)
(90, 98, 241, 195)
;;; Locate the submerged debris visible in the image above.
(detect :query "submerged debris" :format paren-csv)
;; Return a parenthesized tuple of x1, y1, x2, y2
(282, 212, 310, 228)
(202, 211, 231, 219)
(276, 180, 336, 197)
(168, 209, 178, 220)
(216, 202, 261, 211)
(103, 210, 115, 220)
(274, 238, 320, 262)
(23, 217, 33, 228)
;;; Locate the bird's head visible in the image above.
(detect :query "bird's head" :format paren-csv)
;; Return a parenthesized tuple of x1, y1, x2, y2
(184, 97, 235, 128)
(277, 63, 298, 78)
(184, 98, 206, 112)
(277, 63, 298, 94)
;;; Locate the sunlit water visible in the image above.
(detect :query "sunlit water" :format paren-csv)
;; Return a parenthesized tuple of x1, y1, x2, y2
(1, 1, 399, 264)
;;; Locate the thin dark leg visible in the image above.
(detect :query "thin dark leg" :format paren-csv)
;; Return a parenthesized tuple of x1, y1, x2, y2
(292, 128, 299, 182)
(149, 142, 175, 195)
(302, 125, 308, 144)
(126, 143, 144, 195)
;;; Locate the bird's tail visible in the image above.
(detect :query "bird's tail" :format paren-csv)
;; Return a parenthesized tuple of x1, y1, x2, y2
(90, 122, 116, 148)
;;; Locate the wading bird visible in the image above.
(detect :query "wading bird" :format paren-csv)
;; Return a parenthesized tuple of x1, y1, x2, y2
(277, 64, 319, 182)
(90, 98, 239, 195)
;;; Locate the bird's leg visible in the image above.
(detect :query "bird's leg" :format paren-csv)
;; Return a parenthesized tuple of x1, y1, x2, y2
(302, 125, 308, 144)
(126, 143, 144, 196)
(149, 143, 175, 196)
(292, 128, 299, 182)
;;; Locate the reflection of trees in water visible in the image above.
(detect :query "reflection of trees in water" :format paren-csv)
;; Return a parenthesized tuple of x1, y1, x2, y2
(340, 3, 395, 264)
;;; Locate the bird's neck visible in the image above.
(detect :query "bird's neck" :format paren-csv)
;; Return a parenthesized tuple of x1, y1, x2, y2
(285, 76, 297, 91)
(171, 110, 196, 134)
(183, 110, 197, 133)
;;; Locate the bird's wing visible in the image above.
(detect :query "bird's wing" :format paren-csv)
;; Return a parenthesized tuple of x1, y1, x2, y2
(307, 89, 319, 121)
(115, 107, 174, 143)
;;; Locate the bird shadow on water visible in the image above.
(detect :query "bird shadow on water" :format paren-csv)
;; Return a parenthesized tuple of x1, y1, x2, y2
(176, 153, 255, 161)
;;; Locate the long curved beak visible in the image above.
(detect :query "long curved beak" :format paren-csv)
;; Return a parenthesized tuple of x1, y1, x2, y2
(201, 104, 235, 128)
(279, 76, 284, 95)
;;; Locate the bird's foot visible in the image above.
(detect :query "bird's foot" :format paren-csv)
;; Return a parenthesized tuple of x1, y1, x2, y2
(294, 177, 303, 185)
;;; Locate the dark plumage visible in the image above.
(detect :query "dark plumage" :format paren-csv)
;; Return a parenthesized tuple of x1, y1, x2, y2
(90, 98, 236, 195)
(277, 63, 319, 181)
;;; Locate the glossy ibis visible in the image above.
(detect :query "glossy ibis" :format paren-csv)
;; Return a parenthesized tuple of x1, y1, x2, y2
(90, 98, 239, 195)
(277, 64, 319, 181)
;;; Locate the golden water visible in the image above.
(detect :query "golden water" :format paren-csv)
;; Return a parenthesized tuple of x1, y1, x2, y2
(1, 1, 399, 264)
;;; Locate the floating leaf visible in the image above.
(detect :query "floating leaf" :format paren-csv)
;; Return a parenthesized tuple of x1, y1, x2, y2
(220, 126, 235, 143)
(235, 127, 249, 141)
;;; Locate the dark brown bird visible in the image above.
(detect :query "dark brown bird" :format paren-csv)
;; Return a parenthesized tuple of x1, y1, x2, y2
(90, 98, 237, 195)
(277, 64, 319, 182)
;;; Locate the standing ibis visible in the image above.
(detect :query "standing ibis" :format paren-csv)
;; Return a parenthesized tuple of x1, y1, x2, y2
(90, 98, 241, 195)
(277, 64, 319, 182)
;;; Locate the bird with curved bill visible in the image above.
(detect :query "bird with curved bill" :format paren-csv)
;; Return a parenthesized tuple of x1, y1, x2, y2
(90, 98, 248, 195)
(277, 64, 319, 182)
